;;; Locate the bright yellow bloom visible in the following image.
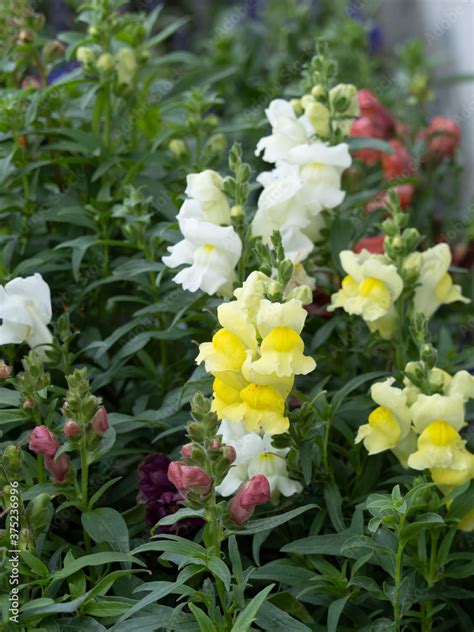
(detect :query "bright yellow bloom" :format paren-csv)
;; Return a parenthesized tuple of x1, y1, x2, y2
(196, 328, 246, 374)
(458, 508, 474, 532)
(223, 383, 289, 434)
(241, 350, 294, 396)
(256, 298, 308, 338)
(211, 378, 243, 419)
(250, 326, 316, 377)
(407, 422, 472, 488)
(217, 301, 258, 351)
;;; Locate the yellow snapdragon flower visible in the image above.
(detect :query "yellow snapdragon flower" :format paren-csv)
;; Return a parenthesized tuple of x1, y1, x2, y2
(196, 328, 247, 375)
(355, 378, 414, 465)
(410, 393, 466, 434)
(249, 326, 316, 377)
(328, 250, 403, 339)
(256, 298, 309, 338)
(211, 378, 244, 419)
(223, 382, 289, 434)
(411, 244, 470, 318)
(407, 421, 473, 490)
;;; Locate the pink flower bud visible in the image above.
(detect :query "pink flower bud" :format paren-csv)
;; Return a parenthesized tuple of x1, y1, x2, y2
(180, 443, 193, 458)
(357, 89, 394, 138)
(167, 462, 212, 497)
(350, 117, 384, 165)
(229, 475, 271, 526)
(44, 453, 70, 484)
(23, 399, 34, 409)
(0, 362, 12, 379)
(91, 407, 109, 436)
(28, 426, 59, 457)
(223, 445, 236, 463)
(64, 420, 81, 438)
(210, 439, 221, 450)
(428, 116, 460, 159)
(382, 140, 415, 180)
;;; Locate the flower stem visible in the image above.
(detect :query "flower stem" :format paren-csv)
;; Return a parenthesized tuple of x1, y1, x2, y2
(80, 441, 91, 551)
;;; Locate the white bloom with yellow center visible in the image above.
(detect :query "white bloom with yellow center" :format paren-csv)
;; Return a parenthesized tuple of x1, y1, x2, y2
(163, 218, 241, 295)
(256, 298, 308, 338)
(217, 301, 258, 352)
(215, 420, 302, 496)
(255, 99, 313, 163)
(183, 170, 231, 225)
(407, 421, 473, 489)
(413, 243, 469, 318)
(222, 382, 289, 435)
(0, 274, 53, 350)
(328, 250, 403, 336)
(355, 378, 412, 457)
(410, 393, 466, 434)
(196, 328, 247, 375)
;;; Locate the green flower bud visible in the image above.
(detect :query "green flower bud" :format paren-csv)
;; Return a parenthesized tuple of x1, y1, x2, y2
(268, 281, 282, 297)
(76, 46, 95, 65)
(207, 133, 227, 153)
(191, 392, 212, 418)
(2, 445, 22, 478)
(96, 52, 114, 73)
(230, 204, 244, 218)
(305, 101, 331, 138)
(168, 138, 187, 157)
(421, 344, 437, 369)
(311, 84, 326, 98)
(381, 218, 397, 237)
(402, 227, 420, 252)
(42, 40, 65, 63)
(286, 284, 313, 305)
(403, 252, 422, 280)
(26, 493, 50, 534)
(300, 94, 315, 109)
(206, 114, 219, 128)
(115, 48, 137, 87)
(290, 98, 303, 116)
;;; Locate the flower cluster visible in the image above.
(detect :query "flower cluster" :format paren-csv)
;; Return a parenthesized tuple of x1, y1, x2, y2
(28, 426, 71, 484)
(76, 45, 138, 88)
(329, 219, 469, 339)
(163, 170, 242, 296)
(252, 82, 356, 264)
(356, 361, 474, 503)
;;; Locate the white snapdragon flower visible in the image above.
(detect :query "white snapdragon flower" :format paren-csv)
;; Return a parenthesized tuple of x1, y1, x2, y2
(183, 170, 231, 225)
(255, 99, 313, 163)
(252, 143, 351, 258)
(163, 218, 242, 296)
(216, 420, 302, 497)
(0, 274, 52, 349)
(328, 250, 403, 339)
(411, 243, 469, 318)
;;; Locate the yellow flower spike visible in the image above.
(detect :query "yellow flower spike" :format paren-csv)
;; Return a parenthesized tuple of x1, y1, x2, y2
(211, 378, 243, 419)
(223, 383, 289, 435)
(407, 421, 471, 473)
(355, 406, 401, 454)
(196, 328, 246, 374)
(250, 326, 316, 378)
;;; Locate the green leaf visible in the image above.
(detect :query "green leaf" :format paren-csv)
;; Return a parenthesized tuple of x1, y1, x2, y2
(256, 601, 311, 632)
(117, 581, 189, 623)
(155, 507, 205, 526)
(20, 551, 49, 578)
(189, 603, 218, 632)
(327, 595, 350, 632)
(229, 504, 317, 536)
(51, 553, 143, 581)
(445, 481, 474, 523)
(207, 556, 231, 590)
(81, 508, 130, 552)
(232, 584, 275, 632)
(324, 480, 345, 532)
(347, 137, 395, 154)
(132, 535, 207, 559)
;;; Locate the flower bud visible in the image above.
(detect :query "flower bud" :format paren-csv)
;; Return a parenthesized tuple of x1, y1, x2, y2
(96, 52, 114, 73)
(290, 98, 303, 116)
(42, 40, 65, 62)
(0, 362, 12, 379)
(402, 227, 420, 252)
(2, 445, 22, 476)
(209, 438, 221, 450)
(428, 368, 446, 391)
(421, 344, 437, 369)
(223, 445, 236, 463)
(22, 399, 34, 409)
(167, 462, 212, 497)
(168, 138, 187, 157)
(76, 46, 95, 65)
(381, 219, 397, 237)
(91, 407, 109, 436)
(26, 493, 50, 533)
(115, 47, 137, 87)
(18, 29, 34, 44)
(180, 443, 193, 459)
(403, 252, 422, 278)
(64, 420, 81, 438)
(427, 116, 460, 159)
(230, 204, 244, 218)
(44, 453, 70, 484)
(311, 84, 326, 98)
(28, 426, 59, 457)
(285, 284, 313, 306)
(267, 281, 282, 298)
(330, 83, 359, 115)
(229, 475, 271, 526)
(305, 102, 331, 138)
(207, 133, 226, 153)
(300, 94, 315, 109)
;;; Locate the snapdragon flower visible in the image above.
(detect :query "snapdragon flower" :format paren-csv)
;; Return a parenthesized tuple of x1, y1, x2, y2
(0, 273, 53, 349)
(328, 250, 403, 339)
(410, 243, 469, 318)
(215, 420, 302, 497)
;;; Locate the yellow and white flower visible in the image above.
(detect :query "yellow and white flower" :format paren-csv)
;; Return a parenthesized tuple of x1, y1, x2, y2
(328, 250, 403, 338)
(222, 382, 289, 435)
(355, 378, 412, 459)
(215, 420, 302, 497)
(248, 327, 316, 378)
(412, 243, 469, 318)
(196, 328, 247, 375)
(409, 393, 466, 434)
(407, 421, 473, 490)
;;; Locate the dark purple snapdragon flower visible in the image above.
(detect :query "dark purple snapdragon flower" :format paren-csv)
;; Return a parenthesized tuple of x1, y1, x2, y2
(137, 453, 203, 535)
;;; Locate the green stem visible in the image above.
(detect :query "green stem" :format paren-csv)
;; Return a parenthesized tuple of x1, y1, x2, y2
(37, 454, 46, 484)
(80, 442, 91, 551)
(393, 516, 406, 631)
